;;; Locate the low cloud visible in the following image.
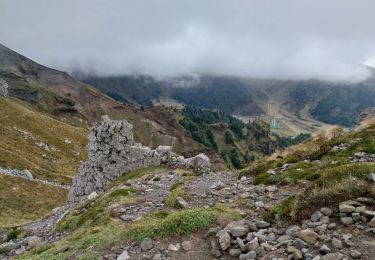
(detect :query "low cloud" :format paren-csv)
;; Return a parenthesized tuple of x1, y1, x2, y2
(1, 0, 375, 82)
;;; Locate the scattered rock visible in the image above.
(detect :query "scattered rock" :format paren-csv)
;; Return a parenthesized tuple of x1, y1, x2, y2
(321, 252, 343, 260)
(287, 245, 303, 260)
(339, 204, 355, 213)
(266, 185, 278, 192)
(369, 173, 375, 183)
(297, 229, 319, 244)
(229, 248, 242, 256)
(239, 251, 257, 260)
(237, 237, 247, 251)
(369, 216, 375, 228)
(226, 221, 249, 237)
(117, 249, 130, 260)
(331, 238, 342, 249)
(319, 244, 331, 254)
(0, 241, 17, 253)
(320, 207, 333, 217)
(181, 241, 192, 251)
(311, 211, 323, 222)
(210, 181, 225, 190)
(286, 225, 300, 238)
(293, 238, 307, 249)
(256, 220, 270, 229)
(340, 217, 354, 226)
(141, 237, 153, 251)
(350, 249, 362, 259)
(87, 191, 98, 200)
(176, 197, 188, 208)
(27, 236, 42, 250)
(217, 230, 231, 250)
(246, 237, 259, 251)
(168, 243, 180, 251)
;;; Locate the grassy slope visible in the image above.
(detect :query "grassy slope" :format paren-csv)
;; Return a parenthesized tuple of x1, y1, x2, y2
(0, 174, 67, 228)
(0, 98, 88, 184)
(0, 98, 88, 227)
(245, 122, 375, 222)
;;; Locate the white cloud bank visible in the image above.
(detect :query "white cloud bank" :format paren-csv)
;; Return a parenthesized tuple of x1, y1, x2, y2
(1, 0, 375, 82)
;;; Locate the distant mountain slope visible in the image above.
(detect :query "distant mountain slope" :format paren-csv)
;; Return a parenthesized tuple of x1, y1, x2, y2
(0, 43, 121, 122)
(83, 75, 163, 106)
(83, 73, 375, 127)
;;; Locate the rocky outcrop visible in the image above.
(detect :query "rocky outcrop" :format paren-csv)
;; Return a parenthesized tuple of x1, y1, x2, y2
(0, 78, 9, 97)
(67, 116, 211, 204)
(0, 167, 33, 180)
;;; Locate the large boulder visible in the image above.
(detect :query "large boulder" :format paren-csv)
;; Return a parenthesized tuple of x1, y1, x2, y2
(187, 153, 211, 172)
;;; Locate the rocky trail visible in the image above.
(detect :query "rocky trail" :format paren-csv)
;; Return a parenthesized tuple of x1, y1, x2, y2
(102, 170, 375, 260)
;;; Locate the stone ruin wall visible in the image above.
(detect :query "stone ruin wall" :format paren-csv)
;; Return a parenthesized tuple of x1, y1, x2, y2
(67, 116, 211, 204)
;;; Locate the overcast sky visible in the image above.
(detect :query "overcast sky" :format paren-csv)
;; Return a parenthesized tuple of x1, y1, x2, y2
(1, 0, 375, 82)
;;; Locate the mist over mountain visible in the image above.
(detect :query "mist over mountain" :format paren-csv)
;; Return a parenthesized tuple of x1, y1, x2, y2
(2, 0, 375, 82)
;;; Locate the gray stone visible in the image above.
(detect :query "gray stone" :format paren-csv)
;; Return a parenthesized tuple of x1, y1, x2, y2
(176, 197, 188, 208)
(181, 241, 192, 251)
(339, 204, 355, 213)
(340, 217, 354, 226)
(286, 225, 301, 237)
(0, 79, 9, 97)
(209, 239, 221, 257)
(319, 244, 331, 254)
(210, 181, 225, 190)
(256, 246, 266, 257)
(266, 185, 278, 192)
(226, 221, 249, 237)
(287, 245, 303, 260)
(0, 168, 34, 180)
(239, 251, 257, 260)
(293, 238, 307, 249)
(168, 243, 180, 251)
(320, 216, 330, 224)
(141, 237, 153, 251)
(217, 230, 231, 250)
(278, 234, 292, 242)
(331, 238, 342, 249)
(0, 241, 17, 253)
(298, 229, 319, 244)
(363, 210, 375, 217)
(27, 236, 43, 250)
(356, 206, 367, 214)
(350, 249, 362, 259)
(327, 223, 336, 230)
(321, 253, 343, 260)
(236, 237, 247, 251)
(256, 220, 270, 229)
(246, 237, 259, 251)
(369, 173, 375, 183)
(369, 216, 375, 228)
(320, 207, 333, 217)
(229, 248, 242, 256)
(311, 211, 323, 222)
(117, 250, 130, 260)
(352, 212, 361, 222)
(87, 191, 98, 200)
